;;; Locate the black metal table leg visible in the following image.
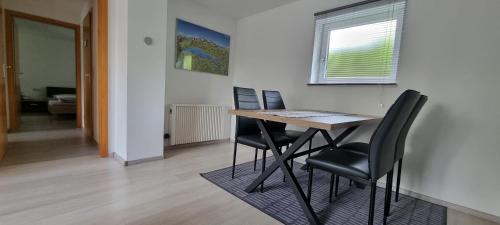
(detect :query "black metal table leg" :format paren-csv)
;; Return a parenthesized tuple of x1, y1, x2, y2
(321, 126, 359, 150)
(243, 120, 362, 225)
(252, 120, 321, 225)
(244, 127, 319, 193)
(320, 130, 336, 150)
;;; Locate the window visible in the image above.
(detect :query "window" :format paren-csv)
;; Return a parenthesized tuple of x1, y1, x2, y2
(310, 0, 407, 84)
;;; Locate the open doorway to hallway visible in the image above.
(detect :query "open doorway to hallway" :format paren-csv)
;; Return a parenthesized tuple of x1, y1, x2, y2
(12, 17, 79, 132)
(0, 0, 106, 165)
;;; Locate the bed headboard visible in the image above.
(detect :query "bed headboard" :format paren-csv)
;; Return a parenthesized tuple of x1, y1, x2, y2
(46, 87, 76, 98)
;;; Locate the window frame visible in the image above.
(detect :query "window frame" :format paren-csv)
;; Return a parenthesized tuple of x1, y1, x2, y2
(310, 1, 406, 85)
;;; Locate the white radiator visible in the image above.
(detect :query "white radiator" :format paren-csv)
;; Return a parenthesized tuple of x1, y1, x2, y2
(169, 104, 229, 145)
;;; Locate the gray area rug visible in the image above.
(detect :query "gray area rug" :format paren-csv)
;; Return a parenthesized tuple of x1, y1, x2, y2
(201, 158, 446, 225)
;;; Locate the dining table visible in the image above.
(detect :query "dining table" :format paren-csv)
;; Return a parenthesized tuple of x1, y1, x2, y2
(228, 109, 382, 225)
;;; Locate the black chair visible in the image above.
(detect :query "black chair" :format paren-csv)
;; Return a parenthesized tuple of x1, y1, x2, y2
(262, 90, 313, 174)
(339, 95, 427, 202)
(233, 87, 294, 192)
(306, 90, 421, 225)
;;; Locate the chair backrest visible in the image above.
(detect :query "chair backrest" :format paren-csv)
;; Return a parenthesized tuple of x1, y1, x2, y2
(262, 90, 287, 132)
(368, 90, 421, 179)
(395, 95, 428, 162)
(233, 87, 262, 137)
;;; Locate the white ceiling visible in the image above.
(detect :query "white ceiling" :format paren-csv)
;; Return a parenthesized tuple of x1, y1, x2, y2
(187, 0, 300, 19)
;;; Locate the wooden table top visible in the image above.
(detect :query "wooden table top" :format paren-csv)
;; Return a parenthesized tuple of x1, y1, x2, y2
(229, 110, 382, 131)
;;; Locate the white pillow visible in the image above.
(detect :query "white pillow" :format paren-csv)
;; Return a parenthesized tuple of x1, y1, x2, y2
(53, 94, 76, 102)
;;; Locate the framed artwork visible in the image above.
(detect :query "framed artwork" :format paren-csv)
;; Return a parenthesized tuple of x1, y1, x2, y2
(175, 19, 230, 76)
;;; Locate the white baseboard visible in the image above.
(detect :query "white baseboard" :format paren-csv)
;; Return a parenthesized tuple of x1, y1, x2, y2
(112, 153, 164, 166)
(112, 152, 127, 165)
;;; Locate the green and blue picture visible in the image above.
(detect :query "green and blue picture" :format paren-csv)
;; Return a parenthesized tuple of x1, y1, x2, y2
(175, 19, 230, 76)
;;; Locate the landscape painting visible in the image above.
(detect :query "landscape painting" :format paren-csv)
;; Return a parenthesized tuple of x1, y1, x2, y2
(175, 19, 230, 76)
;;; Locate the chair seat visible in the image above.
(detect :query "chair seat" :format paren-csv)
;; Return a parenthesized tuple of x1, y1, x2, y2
(282, 130, 304, 140)
(339, 142, 369, 155)
(306, 149, 370, 180)
(237, 133, 293, 149)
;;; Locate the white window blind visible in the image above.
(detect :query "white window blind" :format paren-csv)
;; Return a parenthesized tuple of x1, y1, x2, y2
(310, 0, 407, 84)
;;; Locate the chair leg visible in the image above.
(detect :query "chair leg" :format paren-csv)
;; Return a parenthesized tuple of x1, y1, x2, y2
(303, 140, 312, 171)
(368, 181, 377, 225)
(283, 145, 290, 182)
(260, 149, 267, 193)
(329, 174, 335, 203)
(307, 167, 314, 203)
(334, 175, 340, 197)
(253, 148, 258, 172)
(395, 159, 403, 202)
(291, 159, 294, 170)
(231, 142, 238, 179)
(384, 170, 394, 225)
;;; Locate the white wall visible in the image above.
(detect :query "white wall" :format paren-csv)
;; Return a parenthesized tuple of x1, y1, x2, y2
(14, 18, 76, 101)
(108, 0, 167, 162)
(108, 0, 129, 159)
(233, 0, 500, 218)
(164, 0, 237, 134)
(126, 0, 167, 161)
(3, 0, 87, 24)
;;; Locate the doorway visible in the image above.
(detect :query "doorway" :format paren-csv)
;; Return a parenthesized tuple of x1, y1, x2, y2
(0, 0, 108, 163)
(5, 10, 82, 133)
(1, 10, 93, 166)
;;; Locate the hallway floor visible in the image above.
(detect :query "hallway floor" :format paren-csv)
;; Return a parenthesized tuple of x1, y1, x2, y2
(18, 113, 77, 132)
(0, 127, 96, 167)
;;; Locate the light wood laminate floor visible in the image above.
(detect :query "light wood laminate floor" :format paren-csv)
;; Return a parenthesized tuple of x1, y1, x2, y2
(0, 134, 498, 225)
(1, 129, 96, 167)
(19, 113, 77, 132)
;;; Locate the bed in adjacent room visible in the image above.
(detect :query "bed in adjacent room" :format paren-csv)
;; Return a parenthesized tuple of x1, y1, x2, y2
(46, 87, 77, 115)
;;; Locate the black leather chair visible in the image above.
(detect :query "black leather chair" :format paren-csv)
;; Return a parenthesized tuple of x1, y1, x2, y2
(339, 95, 427, 202)
(306, 90, 421, 225)
(262, 90, 313, 174)
(233, 87, 294, 192)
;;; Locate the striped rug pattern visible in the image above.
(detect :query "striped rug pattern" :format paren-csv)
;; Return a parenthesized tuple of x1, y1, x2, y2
(201, 158, 446, 225)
